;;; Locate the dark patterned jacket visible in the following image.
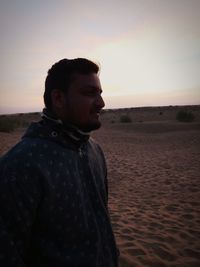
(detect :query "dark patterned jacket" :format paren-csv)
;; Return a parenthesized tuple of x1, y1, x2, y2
(0, 116, 119, 267)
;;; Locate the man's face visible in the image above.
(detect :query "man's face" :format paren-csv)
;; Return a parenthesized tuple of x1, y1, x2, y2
(61, 72, 105, 132)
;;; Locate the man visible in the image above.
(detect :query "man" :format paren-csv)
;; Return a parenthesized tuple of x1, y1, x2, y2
(0, 58, 119, 266)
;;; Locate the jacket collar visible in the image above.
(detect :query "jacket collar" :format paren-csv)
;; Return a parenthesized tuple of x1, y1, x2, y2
(41, 108, 90, 145)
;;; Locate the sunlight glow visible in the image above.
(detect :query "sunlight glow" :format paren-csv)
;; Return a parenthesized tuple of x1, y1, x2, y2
(0, 0, 200, 113)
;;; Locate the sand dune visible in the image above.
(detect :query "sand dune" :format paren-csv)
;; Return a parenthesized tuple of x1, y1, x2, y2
(1, 106, 200, 266)
(93, 121, 200, 267)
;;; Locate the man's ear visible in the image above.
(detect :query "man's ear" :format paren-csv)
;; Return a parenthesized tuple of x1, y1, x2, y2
(51, 89, 65, 110)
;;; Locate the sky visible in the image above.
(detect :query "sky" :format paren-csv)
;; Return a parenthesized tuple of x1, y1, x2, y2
(0, 0, 200, 114)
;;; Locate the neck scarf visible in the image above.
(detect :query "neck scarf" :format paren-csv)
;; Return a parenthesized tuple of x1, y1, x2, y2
(41, 108, 90, 144)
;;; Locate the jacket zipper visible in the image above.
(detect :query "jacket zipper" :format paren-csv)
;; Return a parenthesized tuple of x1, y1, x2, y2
(78, 148, 83, 157)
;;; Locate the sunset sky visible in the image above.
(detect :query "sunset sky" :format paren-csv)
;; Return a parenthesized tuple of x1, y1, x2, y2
(0, 0, 200, 114)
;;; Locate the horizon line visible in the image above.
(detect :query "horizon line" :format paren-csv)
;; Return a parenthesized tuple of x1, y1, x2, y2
(0, 104, 200, 116)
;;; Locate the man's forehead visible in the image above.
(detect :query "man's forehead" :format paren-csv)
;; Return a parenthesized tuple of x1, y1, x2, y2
(71, 72, 99, 80)
(70, 72, 101, 88)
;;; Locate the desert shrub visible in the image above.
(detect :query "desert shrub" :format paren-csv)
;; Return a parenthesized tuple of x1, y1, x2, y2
(0, 117, 18, 132)
(176, 110, 195, 122)
(120, 114, 132, 123)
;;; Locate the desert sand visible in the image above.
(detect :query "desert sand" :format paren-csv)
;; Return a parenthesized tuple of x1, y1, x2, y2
(1, 106, 200, 266)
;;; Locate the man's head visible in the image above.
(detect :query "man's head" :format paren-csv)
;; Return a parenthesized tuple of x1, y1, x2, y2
(44, 58, 105, 132)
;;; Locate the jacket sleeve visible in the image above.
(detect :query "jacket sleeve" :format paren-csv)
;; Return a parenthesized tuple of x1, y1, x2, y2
(0, 215, 26, 266)
(0, 157, 42, 266)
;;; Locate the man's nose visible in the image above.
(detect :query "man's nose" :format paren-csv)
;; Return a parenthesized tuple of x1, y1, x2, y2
(96, 94, 105, 108)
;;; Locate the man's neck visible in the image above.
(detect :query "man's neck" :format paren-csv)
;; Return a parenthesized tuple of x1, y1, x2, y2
(41, 108, 90, 143)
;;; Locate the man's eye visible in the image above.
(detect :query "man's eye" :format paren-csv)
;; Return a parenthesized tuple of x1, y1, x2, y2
(83, 91, 96, 96)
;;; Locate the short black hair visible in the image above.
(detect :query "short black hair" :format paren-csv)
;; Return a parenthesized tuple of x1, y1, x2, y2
(44, 58, 99, 110)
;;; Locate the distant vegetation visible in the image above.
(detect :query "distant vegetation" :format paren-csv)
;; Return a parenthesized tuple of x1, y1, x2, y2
(120, 114, 132, 123)
(176, 110, 195, 122)
(0, 117, 19, 132)
(0, 112, 40, 133)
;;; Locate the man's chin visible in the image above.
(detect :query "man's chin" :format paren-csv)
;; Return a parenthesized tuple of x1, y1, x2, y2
(81, 121, 101, 132)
